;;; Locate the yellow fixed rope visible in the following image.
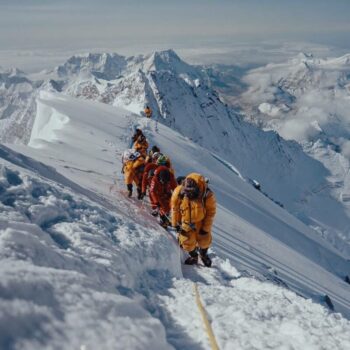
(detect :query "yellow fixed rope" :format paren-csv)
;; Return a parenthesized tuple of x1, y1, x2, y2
(193, 283, 220, 350)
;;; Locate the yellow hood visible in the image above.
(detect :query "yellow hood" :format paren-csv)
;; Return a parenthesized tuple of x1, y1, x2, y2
(185, 173, 207, 196)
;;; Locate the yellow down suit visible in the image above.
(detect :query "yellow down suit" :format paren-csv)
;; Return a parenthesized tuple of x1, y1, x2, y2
(171, 173, 216, 252)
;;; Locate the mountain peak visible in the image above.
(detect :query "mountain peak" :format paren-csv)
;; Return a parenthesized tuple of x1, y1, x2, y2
(297, 52, 314, 60)
(10, 67, 26, 77)
(331, 53, 350, 66)
(143, 49, 197, 77)
(153, 49, 181, 63)
(0, 67, 26, 77)
(56, 52, 127, 80)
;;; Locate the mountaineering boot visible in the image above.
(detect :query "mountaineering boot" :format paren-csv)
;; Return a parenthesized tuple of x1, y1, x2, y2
(199, 248, 212, 267)
(184, 249, 198, 265)
(137, 187, 143, 200)
(127, 184, 133, 198)
(159, 214, 171, 228)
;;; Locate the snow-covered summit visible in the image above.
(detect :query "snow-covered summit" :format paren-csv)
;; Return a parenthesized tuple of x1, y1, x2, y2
(51, 50, 196, 81)
(0, 68, 31, 86)
(143, 49, 198, 76)
(1, 67, 27, 77)
(296, 52, 314, 60)
(54, 52, 127, 80)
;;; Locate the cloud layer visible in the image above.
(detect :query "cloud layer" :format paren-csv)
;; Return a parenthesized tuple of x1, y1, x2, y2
(241, 54, 350, 160)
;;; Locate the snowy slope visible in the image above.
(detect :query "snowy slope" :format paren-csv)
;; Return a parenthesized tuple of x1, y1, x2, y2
(3, 51, 349, 254)
(3, 92, 350, 348)
(19, 50, 349, 261)
(237, 53, 350, 256)
(22, 92, 350, 309)
(0, 108, 181, 348)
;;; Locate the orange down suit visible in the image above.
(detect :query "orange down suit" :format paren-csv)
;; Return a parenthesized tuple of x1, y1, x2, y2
(149, 166, 177, 215)
(171, 173, 216, 252)
(144, 107, 152, 118)
(123, 156, 145, 187)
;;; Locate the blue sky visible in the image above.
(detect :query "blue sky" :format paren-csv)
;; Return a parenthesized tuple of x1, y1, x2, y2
(1, 0, 350, 49)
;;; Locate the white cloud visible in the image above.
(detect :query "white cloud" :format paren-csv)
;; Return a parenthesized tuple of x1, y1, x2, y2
(341, 140, 350, 159)
(241, 53, 350, 158)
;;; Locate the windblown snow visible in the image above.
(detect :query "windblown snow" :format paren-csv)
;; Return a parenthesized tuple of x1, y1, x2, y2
(1, 89, 350, 349)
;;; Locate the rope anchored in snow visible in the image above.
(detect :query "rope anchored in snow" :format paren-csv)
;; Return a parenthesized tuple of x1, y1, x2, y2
(193, 283, 220, 350)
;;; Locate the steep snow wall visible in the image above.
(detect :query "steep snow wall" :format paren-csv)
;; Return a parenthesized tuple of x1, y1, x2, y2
(29, 92, 70, 146)
(0, 144, 181, 349)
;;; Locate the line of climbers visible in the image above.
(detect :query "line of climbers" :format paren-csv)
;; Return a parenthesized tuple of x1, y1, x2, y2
(121, 128, 216, 267)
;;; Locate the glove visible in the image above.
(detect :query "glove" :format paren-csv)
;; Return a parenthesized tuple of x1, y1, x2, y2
(175, 225, 182, 233)
(175, 226, 189, 237)
(199, 229, 208, 236)
(151, 208, 159, 217)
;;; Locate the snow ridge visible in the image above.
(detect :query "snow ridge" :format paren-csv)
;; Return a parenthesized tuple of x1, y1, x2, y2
(0, 146, 180, 349)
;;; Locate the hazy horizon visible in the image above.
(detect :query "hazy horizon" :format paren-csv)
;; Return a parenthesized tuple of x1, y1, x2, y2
(1, 0, 350, 72)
